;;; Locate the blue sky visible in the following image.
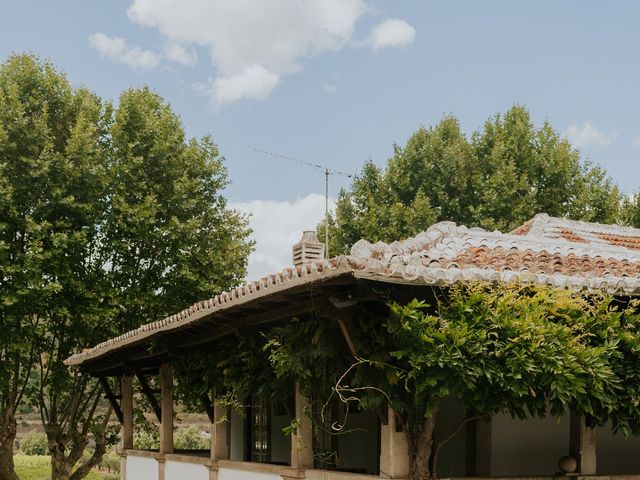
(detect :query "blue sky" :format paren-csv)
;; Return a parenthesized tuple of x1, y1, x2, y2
(2, 0, 639, 278)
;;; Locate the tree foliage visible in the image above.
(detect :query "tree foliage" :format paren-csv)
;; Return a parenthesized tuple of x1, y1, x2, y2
(174, 332, 292, 413)
(323, 106, 622, 255)
(262, 285, 640, 479)
(0, 53, 252, 480)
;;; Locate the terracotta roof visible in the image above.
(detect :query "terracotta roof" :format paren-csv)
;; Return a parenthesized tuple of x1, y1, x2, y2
(65, 214, 640, 367)
(510, 213, 640, 249)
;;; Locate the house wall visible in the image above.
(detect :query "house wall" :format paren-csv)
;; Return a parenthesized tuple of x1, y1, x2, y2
(434, 396, 467, 477)
(596, 423, 640, 475)
(126, 410, 640, 479)
(270, 405, 292, 465)
(218, 467, 282, 480)
(491, 414, 640, 476)
(337, 409, 379, 475)
(492, 412, 568, 476)
(126, 454, 158, 479)
(230, 408, 245, 461)
(165, 460, 209, 480)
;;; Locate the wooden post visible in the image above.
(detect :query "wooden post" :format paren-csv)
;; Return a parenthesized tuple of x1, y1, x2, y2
(211, 401, 230, 460)
(465, 418, 492, 476)
(379, 405, 409, 479)
(570, 413, 596, 475)
(159, 364, 174, 454)
(121, 374, 134, 450)
(291, 384, 314, 469)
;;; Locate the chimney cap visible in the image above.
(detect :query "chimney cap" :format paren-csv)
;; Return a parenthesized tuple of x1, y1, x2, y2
(293, 231, 325, 266)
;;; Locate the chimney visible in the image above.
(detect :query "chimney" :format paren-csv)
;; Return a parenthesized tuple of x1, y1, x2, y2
(292, 231, 325, 266)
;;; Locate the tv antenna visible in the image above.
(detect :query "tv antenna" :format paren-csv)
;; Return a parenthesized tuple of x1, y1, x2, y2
(255, 149, 353, 259)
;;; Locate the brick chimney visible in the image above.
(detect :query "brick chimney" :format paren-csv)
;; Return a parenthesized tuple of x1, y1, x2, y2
(292, 231, 325, 266)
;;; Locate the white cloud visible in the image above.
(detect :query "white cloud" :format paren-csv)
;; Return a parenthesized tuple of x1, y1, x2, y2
(126, 0, 368, 105)
(210, 66, 280, 106)
(320, 82, 337, 93)
(164, 43, 197, 66)
(89, 32, 160, 69)
(368, 19, 416, 51)
(563, 122, 615, 149)
(232, 194, 332, 281)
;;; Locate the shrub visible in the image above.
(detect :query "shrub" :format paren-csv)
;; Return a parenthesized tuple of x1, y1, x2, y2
(134, 430, 160, 450)
(20, 430, 48, 456)
(174, 425, 209, 450)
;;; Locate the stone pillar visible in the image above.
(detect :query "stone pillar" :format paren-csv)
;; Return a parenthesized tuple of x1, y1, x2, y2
(570, 413, 596, 475)
(119, 452, 127, 480)
(159, 364, 174, 454)
(211, 402, 230, 460)
(290, 384, 314, 469)
(157, 457, 166, 480)
(379, 405, 409, 479)
(121, 374, 134, 450)
(465, 418, 492, 476)
(207, 465, 220, 480)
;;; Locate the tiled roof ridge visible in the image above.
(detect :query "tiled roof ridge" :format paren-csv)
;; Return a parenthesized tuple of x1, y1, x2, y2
(518, 213, 640, 238)
(523, 213, 552, 237)
(351, 219, 640, 263)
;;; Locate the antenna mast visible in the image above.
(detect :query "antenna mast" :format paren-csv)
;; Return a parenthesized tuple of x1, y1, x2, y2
(255, 149, 352, 259)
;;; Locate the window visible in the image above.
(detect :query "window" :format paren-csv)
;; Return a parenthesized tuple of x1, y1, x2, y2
(314, 399, 339, 470)
(247, 393, 270, 462)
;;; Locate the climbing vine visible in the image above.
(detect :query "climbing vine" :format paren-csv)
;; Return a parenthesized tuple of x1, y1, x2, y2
(174, 284, 640, 480)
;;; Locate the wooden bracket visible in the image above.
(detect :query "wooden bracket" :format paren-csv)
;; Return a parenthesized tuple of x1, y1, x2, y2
(201, 393, 215, 423)
(134, 367, 162, 423)
(336, 315, 358, 357)
(98, 377, 124, 424)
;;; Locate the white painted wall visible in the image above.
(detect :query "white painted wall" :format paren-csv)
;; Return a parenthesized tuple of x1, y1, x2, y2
(270, 405, 292, 465)
(596, 423, 640, 475)
(165, 460, 209, 480)
(492, 414, 640, 476)
(219, 467, 283, 480)
(230, 408, 245, 461)
(434, 397, 466, 477)
(126, 455, 158, 480)
(492, 412, 568, 476)
(337, 409, 379, 474)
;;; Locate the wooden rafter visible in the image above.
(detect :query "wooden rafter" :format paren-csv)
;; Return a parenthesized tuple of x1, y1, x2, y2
(134, 367, 162, 423)
(336, 314, 358, 357)
(98, 377, 124, 424)
(201, 393, 215, 423)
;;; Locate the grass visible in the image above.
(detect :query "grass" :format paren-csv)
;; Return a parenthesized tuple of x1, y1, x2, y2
(14, 455, 119, 480)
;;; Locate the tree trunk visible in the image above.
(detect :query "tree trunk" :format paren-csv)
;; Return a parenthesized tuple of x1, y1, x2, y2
(414, 415, 437, 480)
(0, 411, 18, 480)
(50, 447, 72, 480)
(48, 425, 72, 480)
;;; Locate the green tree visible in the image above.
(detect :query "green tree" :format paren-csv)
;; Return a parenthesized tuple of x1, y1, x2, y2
(0, 54, 253, 480)
(323, 106, 622, 254)
(0, 54, 107, 480)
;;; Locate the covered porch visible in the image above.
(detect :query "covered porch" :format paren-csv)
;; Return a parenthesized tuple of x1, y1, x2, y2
(64, 221, 640, 480)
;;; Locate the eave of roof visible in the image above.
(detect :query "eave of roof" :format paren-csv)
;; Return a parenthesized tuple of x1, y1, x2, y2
(65, 262, 356, 367)
(66, 214, 640, 368)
